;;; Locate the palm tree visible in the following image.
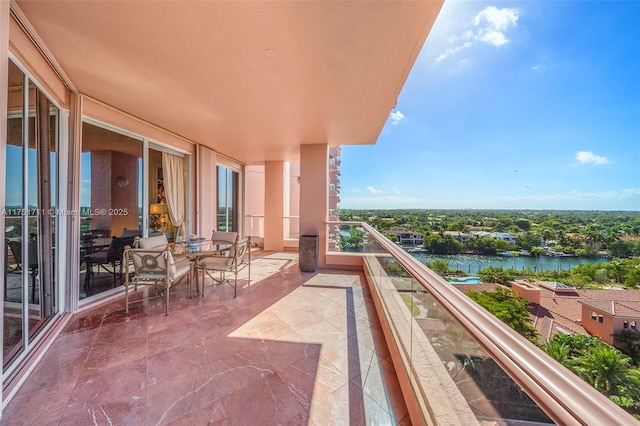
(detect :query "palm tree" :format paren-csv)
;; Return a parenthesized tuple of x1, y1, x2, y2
(574, 346, 632, 396)
(542, 338, 571, 365)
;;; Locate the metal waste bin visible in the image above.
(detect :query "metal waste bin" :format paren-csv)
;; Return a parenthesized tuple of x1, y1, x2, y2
(299, 235, 318, 272)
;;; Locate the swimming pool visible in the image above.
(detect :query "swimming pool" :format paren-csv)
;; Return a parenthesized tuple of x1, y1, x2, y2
(447, 277, 481, 284)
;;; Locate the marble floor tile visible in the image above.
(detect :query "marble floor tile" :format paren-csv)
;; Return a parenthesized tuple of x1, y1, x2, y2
(1, 250, 409, 425)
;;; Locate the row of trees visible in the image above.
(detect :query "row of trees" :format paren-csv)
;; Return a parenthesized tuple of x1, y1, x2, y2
(340, 209, 640, 258)
(542, 334, 640, 417)
(340, 209, 640, 240)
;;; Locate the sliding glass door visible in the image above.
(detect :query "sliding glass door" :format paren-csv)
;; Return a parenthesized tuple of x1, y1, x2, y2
(3, 60, 59, 371)
(78, 122, 142, 299)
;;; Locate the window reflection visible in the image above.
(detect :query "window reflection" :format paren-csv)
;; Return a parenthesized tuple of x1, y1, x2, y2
(79, 122, 142, 299)
(4, 60, 59, 370)
(217, 166, 238, 232)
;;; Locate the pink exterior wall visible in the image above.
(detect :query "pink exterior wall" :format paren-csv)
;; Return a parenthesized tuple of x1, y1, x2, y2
(264, 161, 284, 251)
(246, 165, 265, 216)
(8, 14, 68, 107)
(110, 152, 139, 234)
(512, 283, 541, 305)
(612, 316, 640, 337)
(581, 305, 615, 345)
(300, 144, 328, 268)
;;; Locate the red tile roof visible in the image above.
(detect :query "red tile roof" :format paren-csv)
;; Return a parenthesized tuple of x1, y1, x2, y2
(454, 280, 640, 342)
(580, 300, 640, 317)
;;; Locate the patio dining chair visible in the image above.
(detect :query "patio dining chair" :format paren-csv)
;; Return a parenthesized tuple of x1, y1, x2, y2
(6, 237, 39, 303)
(83, 235, 136, 293)
(124, 245, 192, 315)
(195, 235, 251, 298)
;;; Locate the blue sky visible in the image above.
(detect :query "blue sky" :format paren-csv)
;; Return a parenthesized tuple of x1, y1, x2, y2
(340, 1, 640, 211)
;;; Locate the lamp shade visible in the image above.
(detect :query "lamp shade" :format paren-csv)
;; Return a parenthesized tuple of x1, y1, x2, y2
(150, 203, 168, 215)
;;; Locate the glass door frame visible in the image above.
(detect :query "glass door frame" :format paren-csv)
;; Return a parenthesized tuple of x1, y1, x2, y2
(2, 55, 68, 378)
(216, 161, 243, 235)
(146, 141, 191, 240)
(75, 120, 192, 307)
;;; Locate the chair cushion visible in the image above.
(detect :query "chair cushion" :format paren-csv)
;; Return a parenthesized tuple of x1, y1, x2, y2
(211, 231, 237, 244)
(138, 235, 169, 249)
(199, 256, 230, 270)
(171, 261, 192, 280)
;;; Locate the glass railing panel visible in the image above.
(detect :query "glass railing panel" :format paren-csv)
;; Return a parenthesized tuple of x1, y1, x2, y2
(353, 221, 638, 425)
(327, 222, 387, 254)
(245, 215, 264, 238)
(364, 253, 552, 424)
(283, 216, 299, 240)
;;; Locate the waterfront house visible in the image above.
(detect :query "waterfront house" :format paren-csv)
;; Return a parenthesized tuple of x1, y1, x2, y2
(386, 226, 425, 247)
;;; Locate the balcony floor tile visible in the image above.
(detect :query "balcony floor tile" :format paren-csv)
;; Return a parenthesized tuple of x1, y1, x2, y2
(1, 251, 408, 425)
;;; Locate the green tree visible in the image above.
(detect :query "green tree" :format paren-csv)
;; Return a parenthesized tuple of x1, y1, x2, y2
(426, 259, 452, 275)
(614, 331, 640, 365)
(542, 334, 640, 416)
(517, 232, 542, 251)
(339, 226, 363, 252)
(574, 345, 634, 396)
(609, 240, 633, 258)
(466, 287, 538, 343)
(478, 266, 516, 286)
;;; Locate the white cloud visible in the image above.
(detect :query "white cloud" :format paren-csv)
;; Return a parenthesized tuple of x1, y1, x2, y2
(473, 6, 519, 32)
(367, 186, 382, 194)
(389, 110, 405, 125)
(436, 41, 473, 62)
(394, 188, 401, 195)
(575, 151, 609, 165)
(436, 6, 519, 63)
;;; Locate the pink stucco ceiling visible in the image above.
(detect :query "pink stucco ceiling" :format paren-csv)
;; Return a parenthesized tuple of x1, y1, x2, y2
(14, 1, 443, 165)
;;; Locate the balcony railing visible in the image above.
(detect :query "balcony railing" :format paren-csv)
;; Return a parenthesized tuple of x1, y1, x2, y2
(244, 215, 299, 241)
(327, 221, 638, 425)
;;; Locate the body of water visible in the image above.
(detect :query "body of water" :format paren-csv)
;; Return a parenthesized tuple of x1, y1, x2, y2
(410, 253, 608, 274)
(448, 277, 481, 284)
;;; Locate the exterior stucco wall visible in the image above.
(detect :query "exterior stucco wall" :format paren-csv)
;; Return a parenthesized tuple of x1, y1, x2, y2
(512, 283, 541, 305)
(300, 144, 328, 268)
(8, 13, 68, 107)
(264, 161, 284, 251)
(581, 305, 615, 345)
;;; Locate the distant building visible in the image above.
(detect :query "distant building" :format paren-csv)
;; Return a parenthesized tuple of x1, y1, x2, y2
(327, 146, 341, 251)
(511, 281, 640, 344)
(456, 281, 640, 344)
(387, 226, 424, 247)
(443, 231, 469, 243)
(468, 231, 517, 244)
(580, 300, 640, 345)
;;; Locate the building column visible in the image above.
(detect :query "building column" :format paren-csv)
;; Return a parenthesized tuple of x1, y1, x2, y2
(299, 144, 328, 269)
(264, 161, 284, 251)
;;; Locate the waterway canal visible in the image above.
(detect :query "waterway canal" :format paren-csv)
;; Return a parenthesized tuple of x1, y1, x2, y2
(409, 252, 608, 274)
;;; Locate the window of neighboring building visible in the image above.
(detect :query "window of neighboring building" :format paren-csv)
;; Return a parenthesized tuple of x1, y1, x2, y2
(329, 184, 335, 192)
(591, 312, 597, 320)
(598, 315, 604, 323)
(623, 321, 629, 329)
(632, 321, 637, 330)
